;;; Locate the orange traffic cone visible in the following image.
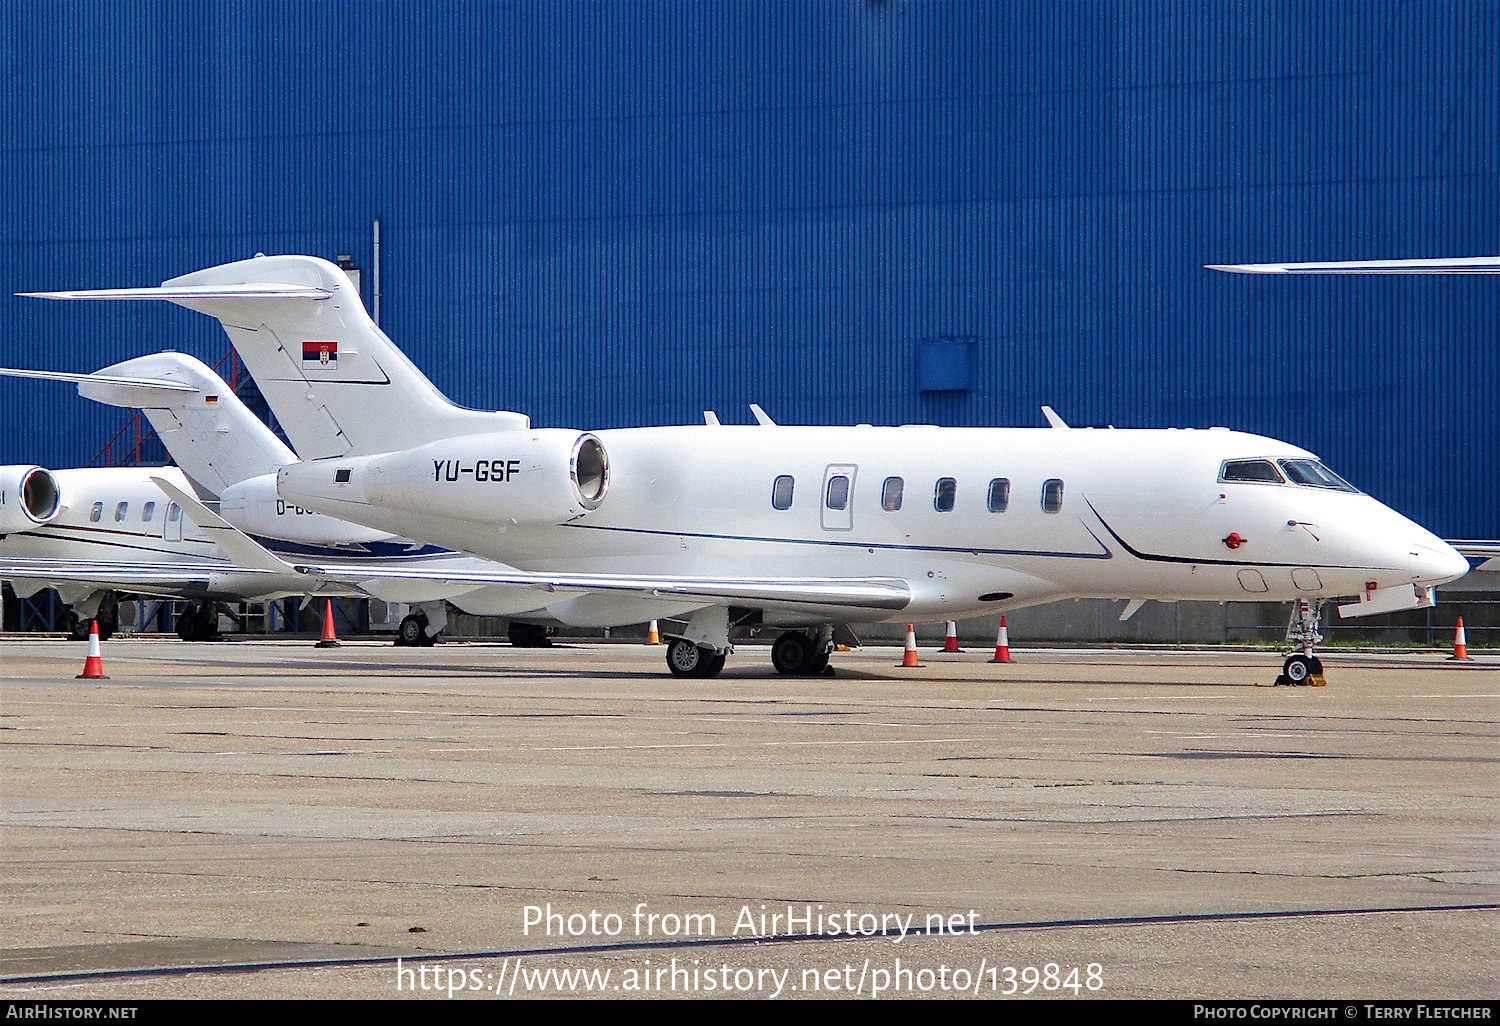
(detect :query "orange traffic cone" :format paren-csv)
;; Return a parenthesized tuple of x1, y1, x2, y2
(988, 616, 1012, 664)
(941, 620, 962, 653)
(316, 598, 341, 648)
(897, 624, 922, 667)
(1449, 616, 1470, 661)
(76, 620, 108, 679)
(647, 620, 660, 645)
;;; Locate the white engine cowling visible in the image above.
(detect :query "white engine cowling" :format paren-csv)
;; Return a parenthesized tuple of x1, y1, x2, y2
(219, 472, 397, 546)
(278, 430, 609, 527)
(0, 465, 62, 533)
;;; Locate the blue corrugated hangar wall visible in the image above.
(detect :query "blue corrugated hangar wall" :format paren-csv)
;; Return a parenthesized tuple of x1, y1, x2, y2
(0, 1, 1495, 537)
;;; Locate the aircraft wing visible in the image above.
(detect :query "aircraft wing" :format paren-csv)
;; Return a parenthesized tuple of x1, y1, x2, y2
(1207, 257, 1500, 274)
(0, 557, 234, 587)
(1450, 540, 1500, 574)
(294, 563, 914, 611)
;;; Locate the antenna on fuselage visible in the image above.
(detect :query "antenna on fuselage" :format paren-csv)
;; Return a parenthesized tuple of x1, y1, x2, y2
(1041, 406, 1069, 429)
(749, 404, 776, 426)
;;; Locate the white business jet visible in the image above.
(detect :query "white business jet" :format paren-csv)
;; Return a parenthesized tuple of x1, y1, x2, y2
(1207, 255, 1500, 573)
(0, 353, 555, 643)
(25, 256, 1471, 682)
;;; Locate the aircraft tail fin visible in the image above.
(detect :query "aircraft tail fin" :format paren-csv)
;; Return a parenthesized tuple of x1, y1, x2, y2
(25, 255, 529, 458)
(0, 354, 299, 495)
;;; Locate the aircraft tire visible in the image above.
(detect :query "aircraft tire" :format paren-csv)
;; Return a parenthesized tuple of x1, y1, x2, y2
(804, 650, 830, 677)
(701, 651, 726, 678)
(508, 622, 553, 648)
(1283, 654, 1312, 685)
(175, 609, 201, 642)
(771, 632, 811, 675)
(666, 638, 705, 678)
(396, 613, 427, 647)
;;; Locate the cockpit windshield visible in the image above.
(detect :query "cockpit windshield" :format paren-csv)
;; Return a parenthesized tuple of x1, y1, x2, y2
(1277, 459, 1359, 493)
(1219, 459, 1284, 484)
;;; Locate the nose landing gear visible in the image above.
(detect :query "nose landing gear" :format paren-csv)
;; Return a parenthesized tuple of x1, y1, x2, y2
(1275, 598, 1326, 687)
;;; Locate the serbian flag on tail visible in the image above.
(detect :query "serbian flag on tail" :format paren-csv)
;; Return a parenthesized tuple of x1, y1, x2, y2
(303, 340, 338, 368)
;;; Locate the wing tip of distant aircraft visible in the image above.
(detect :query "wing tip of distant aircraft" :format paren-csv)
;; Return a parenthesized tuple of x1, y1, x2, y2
(1207, 257, 1500, 275)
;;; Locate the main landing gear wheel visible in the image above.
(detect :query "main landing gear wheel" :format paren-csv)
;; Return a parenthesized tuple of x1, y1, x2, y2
(771, 631, 830, 676)
(396, 612, 435, 647)
(174, 604, 218, 642)
(771, 632, 811, 675)
(665, 638, 725, 678)
(508, 622, 553, 648)
(66, 598, 117, 641)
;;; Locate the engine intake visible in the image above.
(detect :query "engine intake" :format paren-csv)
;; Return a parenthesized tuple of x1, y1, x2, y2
(277, 430, 611, 528)
(0, 465, 62, 532)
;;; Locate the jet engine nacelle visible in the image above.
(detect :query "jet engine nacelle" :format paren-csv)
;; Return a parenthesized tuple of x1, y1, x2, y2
(0, 465, 62, 533)
(219, 472, 398, 546)
(278, 430, 610, 527)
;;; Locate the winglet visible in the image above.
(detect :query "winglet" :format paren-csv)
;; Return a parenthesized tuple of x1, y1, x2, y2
(1041, 406, 1069, 429)
(149, 476, 296, 575)
(749, 403, 777, 426)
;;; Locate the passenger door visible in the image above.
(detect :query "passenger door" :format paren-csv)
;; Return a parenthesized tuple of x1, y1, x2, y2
(820, 464, 857, 531)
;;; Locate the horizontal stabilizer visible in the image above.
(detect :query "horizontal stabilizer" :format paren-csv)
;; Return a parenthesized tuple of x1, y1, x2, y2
(1207, 257, 1500, 275)
(0, 366, 197, 393)
(19, 284, 331, 301)
(296, 563, 913, 612)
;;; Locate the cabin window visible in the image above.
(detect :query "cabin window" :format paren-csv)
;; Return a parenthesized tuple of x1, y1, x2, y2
(1219, 459, 1284, 484)
(825, 475, 849, 511)
(114, 501, 128, 522)
(987, 478, 1010, 513)
(1278, 459, 1359, 493)
(771, 475, 795, 510)
(141, 501, 156, 522)
(1041, 479, 1064, 513)
(335, 468, 352, 484)
(881, 476, 903, 511)
(167, 504, 181, 522)
(934, 477, 957, 512)
(90, 502, 103, 523)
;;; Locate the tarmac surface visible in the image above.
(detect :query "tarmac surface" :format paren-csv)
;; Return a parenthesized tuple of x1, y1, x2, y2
(0, 637, 1495, 1000)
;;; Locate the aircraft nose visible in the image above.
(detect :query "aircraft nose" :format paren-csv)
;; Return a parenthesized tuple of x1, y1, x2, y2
(1417, 540, 1472, 586)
